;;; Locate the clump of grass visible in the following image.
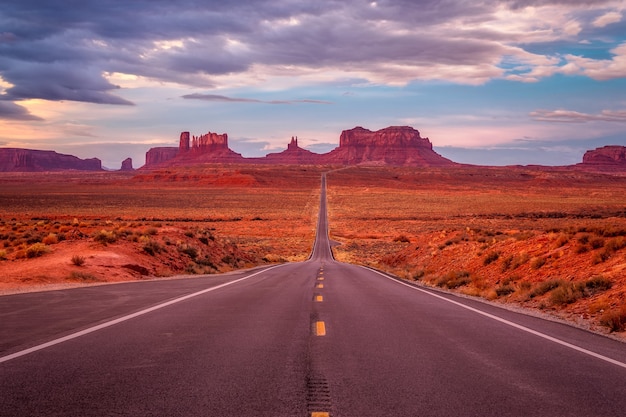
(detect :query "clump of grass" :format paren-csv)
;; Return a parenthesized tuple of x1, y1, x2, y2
(93, 230, 117, 245)
(585, 275, 612, 292)
(600, 306, 626, 332)
(435, 270, 471, 289)
(26, 243, 49, 258)
(178, 244, 198, 259)
(143, 239, 163, 256)
(69, 271, 98, 281)
(549, 282, 585, 306)
(42, 233, 58, 245)
(495, 284, 515, 297)
(530, 256, 546, 270)
(531, 276, 613, 305)
(393, 234, 411, 243)
(530, 279, 563, 298)
(589, 237, 605, 250)
(500, 254, 513, 272)
(71, 254, 86, 266)
(483, 251, 500, 266)
(552, 234, 569, 248)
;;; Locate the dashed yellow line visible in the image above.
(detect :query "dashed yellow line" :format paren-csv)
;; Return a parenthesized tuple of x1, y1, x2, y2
(316, 283, 324, 289)
(315, 321, 326, 336)
(315, 295, 323, 302)
(317, 276, 324, 281)
(311, 413, 330, 417)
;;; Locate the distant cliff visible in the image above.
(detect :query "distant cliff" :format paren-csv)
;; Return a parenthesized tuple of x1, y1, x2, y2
(579, 146, 626, 171)
(143, 126, 455, 168)
(144, 131, 243, 168)
(0, 148, 102, 172)
(322, 126, 456, 166)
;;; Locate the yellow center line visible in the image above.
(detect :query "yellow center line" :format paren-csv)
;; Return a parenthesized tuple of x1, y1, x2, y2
(311, 413, 330, 417)
(317, 276, 324, 281)
(315, 321, 326, 336)
(315, 295, 323, 302)
(316, 283, 324, 289)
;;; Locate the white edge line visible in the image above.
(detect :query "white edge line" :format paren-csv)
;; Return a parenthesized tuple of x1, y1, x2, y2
(0, 265, 285, 364)
(365, 266, 626, 371)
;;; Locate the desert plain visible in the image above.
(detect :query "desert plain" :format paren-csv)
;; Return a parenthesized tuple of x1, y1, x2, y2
(1, 164, 625, 337)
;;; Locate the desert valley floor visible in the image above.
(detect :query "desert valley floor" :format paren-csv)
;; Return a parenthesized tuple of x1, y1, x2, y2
(1, 164, 625, 338)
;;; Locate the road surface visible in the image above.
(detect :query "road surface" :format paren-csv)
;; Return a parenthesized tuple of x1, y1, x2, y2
(1, 174, 626, 416)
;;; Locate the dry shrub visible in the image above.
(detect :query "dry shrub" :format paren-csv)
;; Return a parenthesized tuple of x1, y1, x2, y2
(483, 251, 500, 265)
(530, 256, 546, 270)
(495, 284, 515, 297)
(69, 271, 98, 281)
(71, 254, 86, 266)
(94, 229, 117, 245)
(26, 243, 49, 258)
(552, 234, 569, 248)
(550, 282, 585, 306)
(393, 234, 411, 243)
(600, 306, 626, 332)
(42, 233, 58, 245)
(436, 270, 471, 289)
(530, 279, 563, 298)
(142, 239, 163, 256)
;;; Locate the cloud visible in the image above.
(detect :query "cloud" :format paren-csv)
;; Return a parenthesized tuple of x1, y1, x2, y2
(561, 42, 626, 80)
(0, 0, 625, 106)
(0, 101, 43, 121)
(530, 108, 626, 122)
(593, 11, 622, 27)
(182, 93, 332, 105)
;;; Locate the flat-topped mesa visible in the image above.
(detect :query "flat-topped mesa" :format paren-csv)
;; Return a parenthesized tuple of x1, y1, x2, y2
(325, 126, 455, 166)
(0, 148, 102, 172)
(582, 146, 626, 165)
(576, 145, 626, 172)
(339, 126, 433, 149)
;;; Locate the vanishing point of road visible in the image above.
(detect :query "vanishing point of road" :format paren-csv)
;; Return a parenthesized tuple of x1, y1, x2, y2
(1, 174, 626, 416)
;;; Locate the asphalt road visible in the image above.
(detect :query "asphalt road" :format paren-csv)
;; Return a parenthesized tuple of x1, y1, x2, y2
(1, 174, 626, 416)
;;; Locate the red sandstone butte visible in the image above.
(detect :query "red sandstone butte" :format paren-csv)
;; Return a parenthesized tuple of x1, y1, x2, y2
(579, 146, 626, 171)
(0, 148, 102, 172)
(120, 157, 134, 171)
(321, 126, 456, 166)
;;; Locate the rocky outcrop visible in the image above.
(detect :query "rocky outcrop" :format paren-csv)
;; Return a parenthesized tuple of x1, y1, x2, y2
(321, 126, 456, 166)
(120, 158, 134, 171)
(263, 137, 323, 164)
(144, 131, 243, 168)
(580, 146, 626, 170)
(0, 148, 102, 172)
(145, 147, 178, 166)
(143, 126, 457, 168)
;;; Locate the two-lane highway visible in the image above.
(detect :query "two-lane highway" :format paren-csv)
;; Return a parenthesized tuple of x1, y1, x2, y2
(1, 174, 626, 416)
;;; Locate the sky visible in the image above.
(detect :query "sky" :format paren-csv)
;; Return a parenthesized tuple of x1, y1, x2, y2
(1, 0, 625, 169)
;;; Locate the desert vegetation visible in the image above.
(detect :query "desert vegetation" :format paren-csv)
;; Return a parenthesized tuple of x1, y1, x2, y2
(2, 164, 626, 335)
(0, 166, 322, 291)
(327, 166, 626, 334)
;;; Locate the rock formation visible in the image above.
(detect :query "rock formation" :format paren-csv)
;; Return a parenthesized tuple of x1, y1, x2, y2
(144, 131, 243, 168)
(263, 136, 323, 164)
(145, 147, 178, 166)
(583, 146, 626, 166)
(321, 126, 456, 166)
(0, 148, 102, 172)
(143, 126, 457, 168)
(120, 157, 134, 171)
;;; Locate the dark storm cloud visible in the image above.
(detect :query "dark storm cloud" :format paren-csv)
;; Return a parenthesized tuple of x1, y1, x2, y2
(0, 101, 43, 121)
(0, 0, 622, 108)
